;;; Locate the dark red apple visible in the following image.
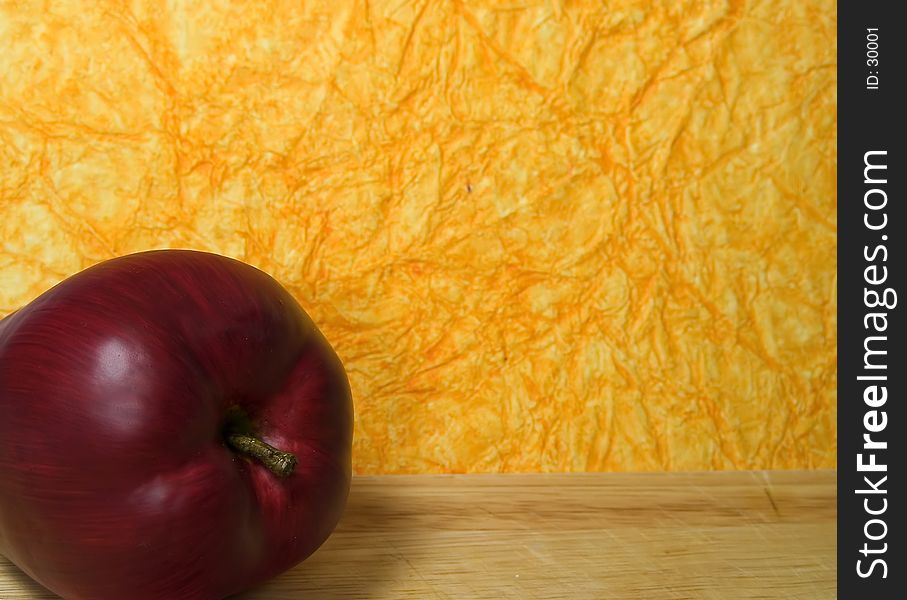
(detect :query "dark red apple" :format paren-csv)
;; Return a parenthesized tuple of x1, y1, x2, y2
(0, 250, 353, 599)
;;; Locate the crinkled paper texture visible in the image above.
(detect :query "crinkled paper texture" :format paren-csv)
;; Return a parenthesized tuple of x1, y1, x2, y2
(0, 0, 836, 473)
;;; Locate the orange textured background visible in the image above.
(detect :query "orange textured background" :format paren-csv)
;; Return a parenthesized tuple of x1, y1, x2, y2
(0, 0, 836, 474)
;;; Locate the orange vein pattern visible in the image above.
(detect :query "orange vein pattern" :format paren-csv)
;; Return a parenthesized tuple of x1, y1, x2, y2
(0, 0, 836, 474)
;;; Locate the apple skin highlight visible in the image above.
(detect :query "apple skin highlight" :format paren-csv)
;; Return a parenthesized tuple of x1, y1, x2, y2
(0, 250, 353, 600)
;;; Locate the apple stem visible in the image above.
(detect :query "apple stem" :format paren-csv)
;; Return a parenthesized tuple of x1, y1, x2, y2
(226, 433, 298, 478)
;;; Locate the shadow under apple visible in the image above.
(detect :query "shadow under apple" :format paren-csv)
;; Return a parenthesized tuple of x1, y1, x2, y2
(0, 555, 59, 599)
(234, 477, 414, 599)
(2, 478, 413, 600)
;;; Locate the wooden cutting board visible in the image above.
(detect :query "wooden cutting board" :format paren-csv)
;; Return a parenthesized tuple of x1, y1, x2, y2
(0, 470, 836, 599)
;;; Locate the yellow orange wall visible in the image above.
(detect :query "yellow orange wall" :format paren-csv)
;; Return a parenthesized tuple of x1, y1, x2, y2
(0, 0, 836, 474)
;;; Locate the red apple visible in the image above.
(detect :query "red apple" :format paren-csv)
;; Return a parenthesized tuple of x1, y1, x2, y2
(0, 250, 353, 599)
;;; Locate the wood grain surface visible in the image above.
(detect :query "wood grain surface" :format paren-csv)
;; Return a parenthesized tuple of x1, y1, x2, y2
(0, 470, 836, 599)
